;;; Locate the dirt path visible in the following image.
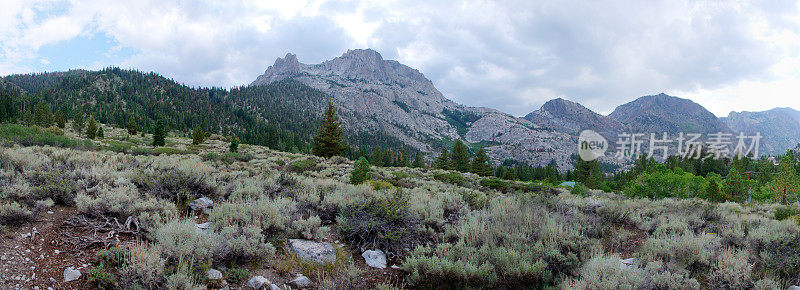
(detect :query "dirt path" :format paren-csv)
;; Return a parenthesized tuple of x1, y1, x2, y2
(0, 207, 95, 289)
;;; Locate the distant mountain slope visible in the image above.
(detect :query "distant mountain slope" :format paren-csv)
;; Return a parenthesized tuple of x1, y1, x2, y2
(722, 108, 800, 155)
(524, 98, 626, 135)
(609, 93, 732, 134)
(251, 49, 576, 168)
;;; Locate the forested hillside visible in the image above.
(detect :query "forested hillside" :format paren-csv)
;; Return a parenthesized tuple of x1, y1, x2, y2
(0, 67, 417, 158)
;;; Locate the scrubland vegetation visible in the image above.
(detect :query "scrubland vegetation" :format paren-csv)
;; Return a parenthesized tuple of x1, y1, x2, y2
(2, 122, 800, 289)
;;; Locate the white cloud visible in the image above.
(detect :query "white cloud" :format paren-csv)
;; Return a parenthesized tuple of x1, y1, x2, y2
(0, 0, 799, 117)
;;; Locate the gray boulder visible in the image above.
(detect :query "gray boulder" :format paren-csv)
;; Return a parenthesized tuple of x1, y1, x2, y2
(246, 276, 271, 289)
(288, 239, 336, 264)
(195, 222, 214, 234)
(63, 267, 81, 282)
(289, 275, 312, 288)
(188, 197, 213, 212)
(206, 268, 223, 280)
(269, 284, 281, 290)
(362, 249, 387, 269)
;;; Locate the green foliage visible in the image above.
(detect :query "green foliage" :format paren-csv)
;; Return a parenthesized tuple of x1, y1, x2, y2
(337, 191, 427, 256)
(225, 268, 249, 285)
(96, 126, 104, 139)
(72, 108, 85, 136)
(54, 110, 65, 128)
(289, 158, 318, 173)
(87, 115, 98, 139)
(94, 247, 132, 268)
(229, 137, 238, 153)
(412, 152, 425, 168)
(449, 139, 470, 172)
(774, 205, 798, 221)
(192, 126, 205, 145)
(772, 155, 799, 205)
(350, 157, 371, 185)
(312, 102, 346, 158)
(433, 146, 450, 170)
(152, 119, 166, 147)
(624, 166, 708, 199)
(479, 178, 508, 191)
(434, 172, 464, 185)
(87, 266, 117, 289)
(471, 148, 492, 176)
(0, 124, 93, 149)
(30, 170, 77, 206)
(126, 116, 137, 135)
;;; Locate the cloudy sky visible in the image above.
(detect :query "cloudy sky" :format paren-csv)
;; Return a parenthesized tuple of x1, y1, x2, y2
(2, 0, 800, 117)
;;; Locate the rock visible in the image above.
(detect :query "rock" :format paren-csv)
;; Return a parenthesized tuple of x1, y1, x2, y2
(620, 258, 635, 265)
(63, 267, 81, 282)
(206, 268, 223, 280)
(246, 276, 271, 289)
(195, 222, 214, 234)
(288, 239, 336, 264)
(620, 257, 637, 270)
(289, 275, 312, 288)
(269, 284, 281, 290)
(789, 286, 800, 290)
(362, 249, 387, 269)
(390, 265, 401, 269)
(188, 197, 213, 212)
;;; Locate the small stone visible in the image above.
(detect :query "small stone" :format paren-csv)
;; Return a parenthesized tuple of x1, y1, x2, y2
(289, 276, 312, 288)
(362, 249, 387, 269)
(288, 239, 336, 264)
(188, 197, 213, 212)
(246, 276, 271, 289)
(206, 268, 223, 280)
(391, 265, 401, 269)
(269, 284, 281, 290)
(63, 267, 81, 282)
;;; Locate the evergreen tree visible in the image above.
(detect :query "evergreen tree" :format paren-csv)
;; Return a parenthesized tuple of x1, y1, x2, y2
(0, 93, 16, 123)
(54, 111, 65, 128)
(96, 126, 104, 139)
(229, 137, 239, 153)
(372, 146, 386, 167)
(72, 108, 85, 136)
(449, 140, 471, 172)
(312, 102, 346, 158)
(126, 117, 138, 135)
(434, 147, 450, 170)
(772, 155, 799, 205)
(350, 157, 371, 185)
(33, 102, 46, 126)
(723, 168, 751, 202)
(152, 119, 166, 147)
(471, 148, 493, 176)
(192, 126, 205, 145)
(86, 116, 97, 139)
(22, 108, 33, 125)
(412, 152, 425, 168)
(706, 173, 723, 202)
(576, 158, 603, 189)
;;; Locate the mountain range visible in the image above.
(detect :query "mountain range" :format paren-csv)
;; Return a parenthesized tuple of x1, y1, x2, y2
(2, 48, 797, 169)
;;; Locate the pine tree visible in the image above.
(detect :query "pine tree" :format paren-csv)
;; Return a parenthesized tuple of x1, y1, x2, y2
(127, 117, 138, 135)
(434, 147, 450, 170)
(22, 108, 33, 125)
(229, 137, 239, 153)
(97, 126, 104, 139)
(33, 102, 46, 126)
(312, 102, 346, 158)
(152, 119, 166, 147)
(471, 148, 493, 176)
(86, 116, 97, 139)
(350, 157, 371, 185)
(72, 108, 85, 136)
(772, 155, 799, 205)
(450, 140, 471, 172)
(54, 111, 65, 128)
(412, 152, 425, 168)
(192, 126, 205, 145)
(0, 93, 16, 123)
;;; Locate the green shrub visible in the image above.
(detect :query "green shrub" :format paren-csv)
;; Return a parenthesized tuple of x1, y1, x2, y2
(571, 183, 588, 196)
(29, 170, 77, 205)
(0, 202, 32, 226)
(0, 124, 93, 149)
(479, 178, 508, 191)
(94, 247, 132, 268)
(289, 158, 318, 173)
(225, 267, 249, 285)
(774, 205, 798, 221)
(87, 266, 118, 289)
(350, 157, 371, 185)
(337, 191, 427, 256)
(434, 172, 464, 185)
(370, 180, 393, 191)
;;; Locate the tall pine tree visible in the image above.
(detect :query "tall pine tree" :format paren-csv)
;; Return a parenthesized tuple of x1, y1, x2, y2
(471, 148, 493, 176)
(772, 154, 799, 205)
(450, 140, 470, 172)
(412, 152, 425, 168)
(152, 119, 166, 147)
(434, 147, 450, 170)
(312, 102, 346, 158)
(87, 115, 97, 139)
(72, 108, 85, 136)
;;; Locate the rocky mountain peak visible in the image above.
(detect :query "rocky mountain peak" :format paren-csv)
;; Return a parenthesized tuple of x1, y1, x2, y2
(251, 53, 304, 86)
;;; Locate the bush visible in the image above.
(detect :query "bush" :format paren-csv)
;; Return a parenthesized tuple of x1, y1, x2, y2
(0, 202, 32, 226)
(708, 248, 752, 289)
(289, 158, 318, 173)
(774, 205, 798, 221)
(29, 170, 77, 205)
(87, 267, 118, 289)
(370, 180, 393, 191)
(350, 157, 371, 185)
(337, 191, 427, 256)
(433, 172, 464, 185)
(0, 124, 93, 149)
(225, 267, 249, 285)
(94, 247, 132, 268)
(479, 178, 508, 191)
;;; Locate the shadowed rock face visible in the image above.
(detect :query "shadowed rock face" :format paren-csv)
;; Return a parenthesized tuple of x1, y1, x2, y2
(250, 49, 576, 169)
(524, 98, 626, 136)
(723, 107, 800, 155)
(608, 93, 732, 134)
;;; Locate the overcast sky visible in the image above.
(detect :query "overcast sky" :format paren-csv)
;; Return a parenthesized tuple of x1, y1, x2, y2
(2, 0, 800, 117)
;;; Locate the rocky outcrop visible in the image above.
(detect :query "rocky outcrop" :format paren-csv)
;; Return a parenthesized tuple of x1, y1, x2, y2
(609, 93, 731, 134)
(250, 49, 576, 168)
(524, 98, 626, 136)
(723, 108, 800, 155)
(288, 239, 336, 264)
